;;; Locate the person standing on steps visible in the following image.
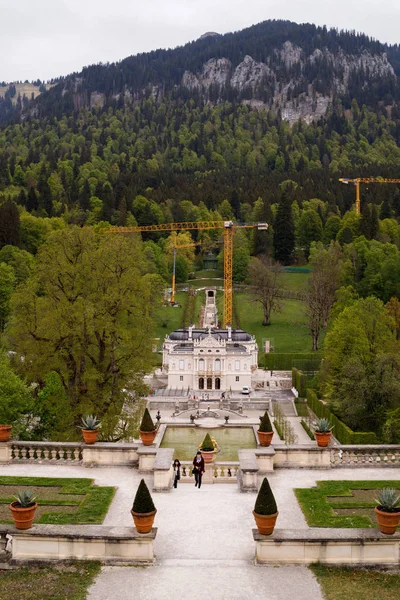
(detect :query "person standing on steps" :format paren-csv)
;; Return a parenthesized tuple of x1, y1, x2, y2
(173, 459, 181, 488)
(192, 451, 205, 488)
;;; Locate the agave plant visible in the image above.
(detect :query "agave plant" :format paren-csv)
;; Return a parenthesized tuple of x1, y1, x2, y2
(14, 490, 37, 508)
(81, 415, 101, 431)
(375, 488, 400, 512)
(313, 418, 334, 433)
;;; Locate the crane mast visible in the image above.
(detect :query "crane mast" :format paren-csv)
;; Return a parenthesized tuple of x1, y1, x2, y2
(106, 220, 268, 327)
(339, 177, 400, 215)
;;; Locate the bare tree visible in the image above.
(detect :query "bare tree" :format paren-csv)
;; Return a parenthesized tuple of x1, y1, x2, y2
(305, 242, 343, 351)
(248, 256, 284, 326)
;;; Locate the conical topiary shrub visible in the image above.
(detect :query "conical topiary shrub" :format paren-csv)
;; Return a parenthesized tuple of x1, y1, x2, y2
(201, 433, 214, 451)
(139, 408, 157, 446)
(257, 411, 274, 447)
(140, 408, 155, 433)
(131, 479, 157, 533)
(253, 477, 278, 535)
(259, 411, 272, 433)
(132, 479, 156, 514)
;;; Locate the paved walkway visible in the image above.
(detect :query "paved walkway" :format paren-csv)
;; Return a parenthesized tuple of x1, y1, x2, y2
(3, 462, 400, 599)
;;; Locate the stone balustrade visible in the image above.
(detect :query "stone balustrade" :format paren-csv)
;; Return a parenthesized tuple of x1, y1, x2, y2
(0, 524, 156, 564)
(330, 446, 400, 467)
(254, 528, 400, 566)
(179, 461, 239, 483)
(11, 441, 83, 463)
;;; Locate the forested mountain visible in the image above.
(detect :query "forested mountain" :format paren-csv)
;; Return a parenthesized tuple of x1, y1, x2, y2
(1, 18, 400, 226)
(1, 19, 400, 125)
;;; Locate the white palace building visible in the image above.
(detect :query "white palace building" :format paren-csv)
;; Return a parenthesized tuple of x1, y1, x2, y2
(162, 324, 258, 393)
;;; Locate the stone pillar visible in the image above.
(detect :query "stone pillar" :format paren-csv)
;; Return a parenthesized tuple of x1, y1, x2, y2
(0, 443, 10, 463)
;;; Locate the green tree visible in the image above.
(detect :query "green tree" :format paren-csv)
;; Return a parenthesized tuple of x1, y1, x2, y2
(9, 227, 163, 438)
(323, 215, 341, 245)
(296, 209, 323, 259)
(0, 262, 16, 330)
(0, 351, 32, 433)
(0, 199, 20, 248)
(273, 194, 295, 265)
(321, 297, 398, 434)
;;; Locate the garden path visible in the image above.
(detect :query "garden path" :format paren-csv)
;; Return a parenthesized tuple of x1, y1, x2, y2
(3, 463, 400, 599)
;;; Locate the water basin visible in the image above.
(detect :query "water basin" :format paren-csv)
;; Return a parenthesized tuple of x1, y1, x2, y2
(160, 426, 256, 461)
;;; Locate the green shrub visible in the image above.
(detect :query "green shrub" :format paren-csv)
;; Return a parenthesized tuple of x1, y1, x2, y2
(300, 419, 315, 440)
(254, 478, 277, 515)
(306, 389, 379, 445)
(200, 433, 214, 451)
(139, 408, 155, 433)
(273, 419, 284, 440)
(132, 479, 156, 514)
(14, 489, 37, 507)
(259, 411, 272, 432)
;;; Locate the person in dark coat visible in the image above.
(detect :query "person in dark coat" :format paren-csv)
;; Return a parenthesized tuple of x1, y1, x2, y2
(192, 451, 205, 488)
(173, 459, 181, 488)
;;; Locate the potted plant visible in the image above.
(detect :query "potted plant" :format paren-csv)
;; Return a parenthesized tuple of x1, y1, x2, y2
(313, 418, 333, 447)
(80, 415, 101, 444)
(375, 488, 400, 535)
(131, 479, 157, 533)
(257, 411, 274, 447)
(10, 490, 38, 530)
(0, 425, 12, 442)
(253, 477, 278, 535)
(139, 408, 157, 446)
(200, 432, 215, 463)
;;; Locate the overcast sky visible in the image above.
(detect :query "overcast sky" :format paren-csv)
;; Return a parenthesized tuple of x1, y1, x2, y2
(1, 0, 399, 82)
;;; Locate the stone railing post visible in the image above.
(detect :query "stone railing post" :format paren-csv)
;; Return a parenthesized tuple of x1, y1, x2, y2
(237, 449, 259, 492)
(0, 443, 11, 463)
(152, 448, 174, 492)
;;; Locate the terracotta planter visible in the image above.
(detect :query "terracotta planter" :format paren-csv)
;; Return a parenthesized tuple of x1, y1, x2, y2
(0, 425, 12, 442)
(139, 430, 157, 446)
(82, 429, 99, 444)
(200, 450, 214, 463)
(314, 431, 332, 447)
(10, 501, 37, 530)
(131, 509, 157, 533)
(257, 430, 274, 447)
(253, 510, 278, 535)
(375, 507, 400, 535)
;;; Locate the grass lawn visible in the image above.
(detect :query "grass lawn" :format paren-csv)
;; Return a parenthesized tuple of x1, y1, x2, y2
(236, 293, 319, 352)
(0, 562, 101, 600)
(280, 270, 310, 293)
(0, 477, 115, 525)
(153, 291, 188, 342)
(311, 565, 400, 600)
(295, 480, 400, 528)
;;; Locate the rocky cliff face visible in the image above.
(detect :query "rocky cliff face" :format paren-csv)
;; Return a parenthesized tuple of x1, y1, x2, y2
(182, 41, 396, 123)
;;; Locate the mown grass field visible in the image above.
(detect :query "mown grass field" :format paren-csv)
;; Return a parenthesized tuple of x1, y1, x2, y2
(0, 562, 101, 600)
(311, 565, 400, 600)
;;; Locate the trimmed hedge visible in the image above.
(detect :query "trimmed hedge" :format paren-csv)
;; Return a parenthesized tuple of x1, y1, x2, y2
(262, 352, 323, 371)
(306, 389, 379, 445)
(292, 367, 306, 397)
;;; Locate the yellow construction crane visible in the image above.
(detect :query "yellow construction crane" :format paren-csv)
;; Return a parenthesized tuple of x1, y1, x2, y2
(339, 177, 400, 215)
(106, 220, 268, 327)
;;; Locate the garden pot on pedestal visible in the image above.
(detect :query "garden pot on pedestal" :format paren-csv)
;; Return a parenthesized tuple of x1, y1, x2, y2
(314, 431, 332, 447)
(82, 429, 99, 444)
(10, 502, 37, 530)
(257, 430, 274, 447)
(375, 507, 400, 535)
(200, 450, 214, 464)
(253, 510, 278, 535)
(0, 425, 12, 442)
(139, 430, 157, 446)
(131, 509, 157, 533)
